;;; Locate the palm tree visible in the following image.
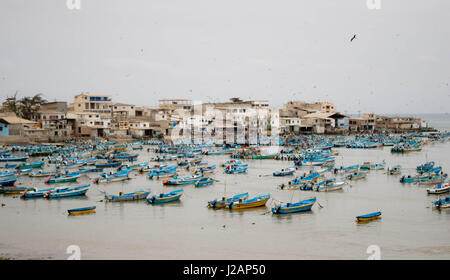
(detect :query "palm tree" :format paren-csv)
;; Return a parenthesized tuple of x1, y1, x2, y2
(2, 91, 19, 113)
(16, 93, 47, 120)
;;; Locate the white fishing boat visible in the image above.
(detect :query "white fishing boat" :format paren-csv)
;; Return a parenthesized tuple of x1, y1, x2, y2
(427, 183, 450, 194)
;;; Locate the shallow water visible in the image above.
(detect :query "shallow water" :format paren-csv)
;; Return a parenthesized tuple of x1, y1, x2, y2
(0, 142, 449, 260)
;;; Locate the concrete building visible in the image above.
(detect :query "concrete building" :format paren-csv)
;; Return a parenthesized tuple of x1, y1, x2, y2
(73, 93, 112, 114)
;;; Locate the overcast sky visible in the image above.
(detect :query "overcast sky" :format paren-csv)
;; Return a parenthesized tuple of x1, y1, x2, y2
(0, 0, 449, 114)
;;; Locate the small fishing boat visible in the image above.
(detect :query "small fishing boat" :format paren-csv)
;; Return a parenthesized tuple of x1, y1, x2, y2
(30, 170, 58, 177)
(333, 164, 360, 174)
(399, 175, 417, 183)
(432, 197, 450, 209)
(417, 174, 447, 185)
(199, 164, 216, 173)
(45, 173, 80, 184)
(0, 186, 34, 194)
(0, 170, 17, 179)
(227, 194, 270, 210)
(225, 165, 248, 174)
(147, 169, 177, 180)
(373, 162, 386, 170)
(119, 162, 148, 171)
(78, 167, 104, 174)
(16, 161, 45, 170)
(0, 176, 18, 187)
(272, 197, 317, 214)
(356, 211, 382, 223)
(44, 184, 90, 198)
(94, 171, 130, 184)
(387, 165, 401, 175)
(360, 162, 375, 170)
(315, 179, 346, 192)
(67, 206, 96, 215)
(194, 177, 214, 187)
(417, 161, 435, 173)
(105, 190, 151, 202)
(427, 183, 450, 194)
(95, 161, 122, 168)
(346, 171, 367, 180)
(273, 167, 296, 177)
(21, 187, 54, 198)
(208, 193, 249, 209)
(147, 189, 184, 204)
(57, 160, 86, 169)
(162, 174, 202, 185)
(0, 155, 28, 162)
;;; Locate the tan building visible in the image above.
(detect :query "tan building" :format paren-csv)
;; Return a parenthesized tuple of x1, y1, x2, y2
(73, 93, 112, 114)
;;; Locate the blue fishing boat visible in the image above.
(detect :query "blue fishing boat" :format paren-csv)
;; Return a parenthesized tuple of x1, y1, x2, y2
(94, 171, 130, 184)
(105, 190, 151, 202)
(0, 170, 16, 179)
(0, 155, 28, 162)
(147, 189, 184, 204)
(417, 161, 435, 173)
(333, 164, 360, 174)
(21, 187, 54, 198)
(78, 167, 104, 174)
(45, 173, 80, 184)
(95, 161, 122, 168)
(356, 211, 381, 223)
(30, 170, 58, 177)
(67, 206, 96, 215)
(194, 177, 214, 187)
(147, 169, 177, 179)
(225, 164, 248, 174)
(433, 196, 450, 209)
(272, 197, 317, 214)
(0, 176, 17, 187)
(44, 184, 90, 199)
(400, 175, 416, 183)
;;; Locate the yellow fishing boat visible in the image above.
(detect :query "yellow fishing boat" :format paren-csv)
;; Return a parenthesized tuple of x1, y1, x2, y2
(227, 194, 270, 210)
(68, 206, 96, 215)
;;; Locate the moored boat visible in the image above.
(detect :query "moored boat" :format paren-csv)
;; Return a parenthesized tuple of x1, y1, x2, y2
(0, 176, 18, 187)
(194, 177, 214, 187)
(273, 167, 296, 177)
(67, 206, 96, 215)
(432, 196, 450, 209)
(387, 165, 401, 175)
(356, 211, 382, 223)
(427, 183, 450, 194)
(105, 190, 150, 202)
(227, 194, 270, 210)
(147, 189, 184, 204)
(45, 173, 80, 184)
(21, 187, 54, 198)
(208, 193, 249, 209)
(44, 184, 90, 198)
(272, 197, 316, 214)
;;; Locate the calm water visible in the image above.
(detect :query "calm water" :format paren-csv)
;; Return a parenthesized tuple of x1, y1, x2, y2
(1, 142, 450, 260)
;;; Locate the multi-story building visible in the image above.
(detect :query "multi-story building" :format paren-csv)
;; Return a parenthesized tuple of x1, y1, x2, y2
(73, 93, 112, 114)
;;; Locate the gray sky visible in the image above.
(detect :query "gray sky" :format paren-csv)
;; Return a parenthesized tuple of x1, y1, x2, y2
(0, 0, 449, 114)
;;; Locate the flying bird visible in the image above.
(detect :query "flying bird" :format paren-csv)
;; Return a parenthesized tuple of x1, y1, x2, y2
(350, 34, 357, 42)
